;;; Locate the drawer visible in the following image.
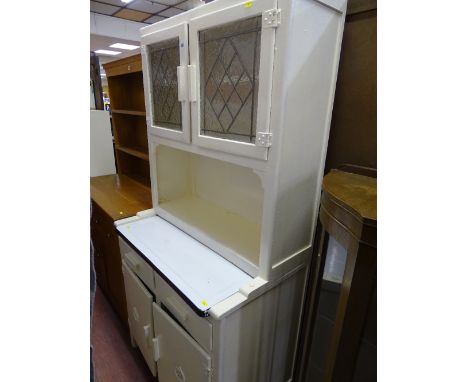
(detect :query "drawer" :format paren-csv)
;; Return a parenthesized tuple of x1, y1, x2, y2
(119, 237, 156, 293)
(105, 60, 142, 77)
(122, 263, 156, 376)
(91, 202, 110, 229)
(155, 273, 212, 353)
(153, 303, 211, 382)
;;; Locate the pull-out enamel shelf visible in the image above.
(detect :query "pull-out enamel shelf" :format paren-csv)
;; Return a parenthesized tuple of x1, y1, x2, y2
(116, 215, 252, 315)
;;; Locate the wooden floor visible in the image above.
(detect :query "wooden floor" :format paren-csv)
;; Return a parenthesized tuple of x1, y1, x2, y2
(91, 287, 155, 382)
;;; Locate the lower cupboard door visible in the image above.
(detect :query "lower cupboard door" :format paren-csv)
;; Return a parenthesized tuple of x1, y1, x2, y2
(153, 303, 211, 382)
(121, 262, 156, 376)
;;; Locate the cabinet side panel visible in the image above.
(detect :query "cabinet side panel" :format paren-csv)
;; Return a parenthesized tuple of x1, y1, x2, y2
(212, 267, 307, 382)
(262, 0, 346, 276)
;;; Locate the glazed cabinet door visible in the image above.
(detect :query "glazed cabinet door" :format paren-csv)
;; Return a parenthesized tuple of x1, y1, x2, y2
(153, 303, 211, 382)
(142, 23, 191, 143)
(189, 0, 277, 160)
(121, 262, 157, 376)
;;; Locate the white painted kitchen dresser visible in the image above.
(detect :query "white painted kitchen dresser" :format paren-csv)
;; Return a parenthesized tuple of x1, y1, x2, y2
(115, 0, 348, 380)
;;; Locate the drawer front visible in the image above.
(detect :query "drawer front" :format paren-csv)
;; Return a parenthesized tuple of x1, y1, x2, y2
(153, 303, 211, 382)
(105, 60, 142, 77)
(122, 263, 157, 376)
(119, 237, 156, 293)
(155, 274, 212, 353)
(91, 202, 112, 234)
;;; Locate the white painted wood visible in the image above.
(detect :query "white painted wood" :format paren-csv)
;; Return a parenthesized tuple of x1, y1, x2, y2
(188, 0, 276, 160)
(257, 0, 347, 279)
(155, 274, 213, 353)
(116, 216, 252, 313)
(140, 0, 347, 281)
(121, 262, 157, 376)
(141, 23, 191, 143)
(119, 0, 349, 380)
(153, 303, 212, 382)
(210, 266, 307, 382)
(119, 237, 156, 293)
(90, 110, 116, 177)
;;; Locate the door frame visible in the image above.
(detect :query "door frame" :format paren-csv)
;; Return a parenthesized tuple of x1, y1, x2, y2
(189, 0, 277, 160)
(141, 22, 191, 143)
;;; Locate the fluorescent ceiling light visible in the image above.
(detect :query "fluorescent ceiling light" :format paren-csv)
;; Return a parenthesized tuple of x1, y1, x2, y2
(94, 49, 121, 56)
(109, 43, 139, 51)
(121, 0, 134, 3)
(100, 73, 106, 77)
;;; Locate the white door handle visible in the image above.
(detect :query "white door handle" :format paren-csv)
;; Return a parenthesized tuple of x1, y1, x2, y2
(152, 336, 161, 362)
(187, 65, 197, 102)
(177, 66, 188, 102)
(143, 324, 151, 347)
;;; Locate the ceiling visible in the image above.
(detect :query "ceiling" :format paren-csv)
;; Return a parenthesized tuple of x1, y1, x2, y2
(91, 34, 141, 62)
(91, 0, 213, 82)
(90, 0, 208, 24)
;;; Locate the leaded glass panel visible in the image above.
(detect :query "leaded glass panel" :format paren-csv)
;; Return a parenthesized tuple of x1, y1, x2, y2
(199, 16, 262, 143)
(148, 38, 182, 130)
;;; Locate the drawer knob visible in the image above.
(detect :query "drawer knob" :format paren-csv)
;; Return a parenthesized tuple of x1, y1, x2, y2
(128, 65, 131, 71)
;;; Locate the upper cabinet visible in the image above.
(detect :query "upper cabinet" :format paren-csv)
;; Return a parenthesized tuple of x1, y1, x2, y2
(140, 0, 348, 280)
(141, 0, 277, 160)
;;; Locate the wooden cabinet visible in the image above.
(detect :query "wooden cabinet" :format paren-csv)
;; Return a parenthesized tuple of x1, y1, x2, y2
(91, 174, 152, 323)
(294, 168, 377, 382)
(91, 201, 128, 321)
(103, 55, 151, 188)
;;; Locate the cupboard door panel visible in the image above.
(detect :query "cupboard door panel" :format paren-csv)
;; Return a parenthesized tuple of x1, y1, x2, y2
(142, 23, 191, 143)
(122, 263, 157, 376)
(153, 303, 211, 382)
(199, 15, 261, 144)
(190, 0, 276, 160)
(155, 273, 213, 353)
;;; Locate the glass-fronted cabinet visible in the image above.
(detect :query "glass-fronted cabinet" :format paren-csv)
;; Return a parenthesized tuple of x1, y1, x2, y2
(189, 0, 276, 160)
(142, 22, 191, 143)
(141, 0, 277, 160)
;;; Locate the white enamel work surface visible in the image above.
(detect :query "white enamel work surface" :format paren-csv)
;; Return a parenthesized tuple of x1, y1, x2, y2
(117, 216, 252, 313)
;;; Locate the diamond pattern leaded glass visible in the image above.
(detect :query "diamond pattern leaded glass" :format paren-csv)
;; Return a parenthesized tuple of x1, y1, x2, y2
(148, 38, 182, 130)
(199, 16, 262, 143)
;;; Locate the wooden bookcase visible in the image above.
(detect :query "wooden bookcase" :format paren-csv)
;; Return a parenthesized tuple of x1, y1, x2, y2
(103, 55, 151, 188)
